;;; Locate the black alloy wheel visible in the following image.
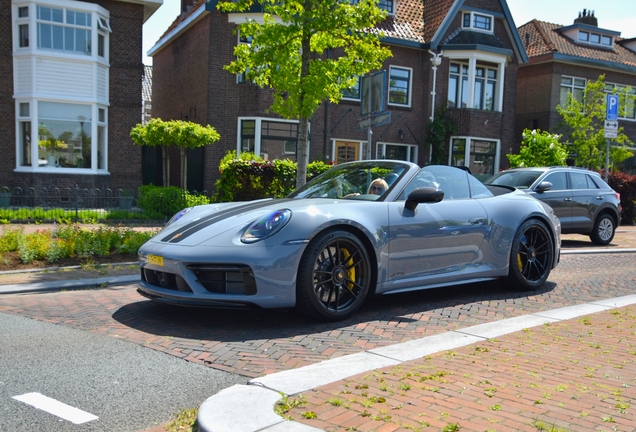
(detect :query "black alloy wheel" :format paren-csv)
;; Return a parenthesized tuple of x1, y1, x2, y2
(296, 230, 371, 321)
(506, 219, 554, 290)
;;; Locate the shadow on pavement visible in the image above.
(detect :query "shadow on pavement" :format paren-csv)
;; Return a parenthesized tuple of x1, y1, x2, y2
(111, 280, 556, 342)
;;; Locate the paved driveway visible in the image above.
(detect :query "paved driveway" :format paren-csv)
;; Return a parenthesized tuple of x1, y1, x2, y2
(1, 235, 634, 379)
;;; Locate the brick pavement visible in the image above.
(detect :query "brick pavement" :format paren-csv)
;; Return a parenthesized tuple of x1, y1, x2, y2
(287, 305, 636, 432)
(0, 246, 634, 380)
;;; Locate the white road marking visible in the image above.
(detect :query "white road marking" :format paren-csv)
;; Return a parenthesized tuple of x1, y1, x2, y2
(12, 392, 98, 424)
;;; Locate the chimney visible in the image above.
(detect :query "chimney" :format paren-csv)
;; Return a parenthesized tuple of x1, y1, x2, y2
(181, 0, 194, 14)
(574, 9, 598, 27)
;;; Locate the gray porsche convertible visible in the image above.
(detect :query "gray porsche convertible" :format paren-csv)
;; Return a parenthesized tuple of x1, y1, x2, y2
(137, 160, 561, 321)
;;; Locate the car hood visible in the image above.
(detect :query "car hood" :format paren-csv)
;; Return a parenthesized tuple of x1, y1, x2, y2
(148, 197, 367, 247)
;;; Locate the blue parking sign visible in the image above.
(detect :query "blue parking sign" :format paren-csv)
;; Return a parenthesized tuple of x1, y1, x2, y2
(606, 94, 619, 121)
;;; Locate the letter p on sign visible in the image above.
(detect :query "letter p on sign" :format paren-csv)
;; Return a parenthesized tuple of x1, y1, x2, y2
(606, 94, 619, 121)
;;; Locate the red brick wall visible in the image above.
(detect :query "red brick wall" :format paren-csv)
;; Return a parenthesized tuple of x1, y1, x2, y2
(0, 0, 16, 186)
(1, 0, 145, 192)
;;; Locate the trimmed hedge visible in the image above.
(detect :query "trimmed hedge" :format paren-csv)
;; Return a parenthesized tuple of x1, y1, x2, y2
(214, 152, 331, 202)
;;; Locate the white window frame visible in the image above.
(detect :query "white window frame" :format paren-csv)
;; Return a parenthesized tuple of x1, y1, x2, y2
(376, 142, 418, 163)
(341, 75, 361, 101)
(15, 100, 108, 173)
(559, 75, 586, 106)
(578, 30, 613, 47)
(461, 11, 494, 34)
(449, 136, 500, 181)
(237, 117, 308, 163)
(350, 0, 395, 15)
(445, 51, 506, 112)
(605, 83, 636, 121)
(388, 65, 413, 108)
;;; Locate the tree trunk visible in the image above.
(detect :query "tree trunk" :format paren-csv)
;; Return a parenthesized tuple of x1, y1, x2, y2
(162, 146, 170, 187)
(180, 147, 188, 191)
(295, 26, 312, 189)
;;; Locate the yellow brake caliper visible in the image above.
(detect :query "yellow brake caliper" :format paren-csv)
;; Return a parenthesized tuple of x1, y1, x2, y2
(342, 248, 356, 291)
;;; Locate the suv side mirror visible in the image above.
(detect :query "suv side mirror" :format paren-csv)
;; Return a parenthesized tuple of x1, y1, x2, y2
(535, 181, 553, 193)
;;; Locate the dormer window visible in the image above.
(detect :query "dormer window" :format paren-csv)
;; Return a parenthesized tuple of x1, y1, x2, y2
(578, 30, 613, 47)
(462, 11, 493, 33)
(350, 0, 395, 15)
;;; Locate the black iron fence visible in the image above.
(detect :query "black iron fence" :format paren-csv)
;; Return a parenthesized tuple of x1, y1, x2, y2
(0, 185, 210, 223)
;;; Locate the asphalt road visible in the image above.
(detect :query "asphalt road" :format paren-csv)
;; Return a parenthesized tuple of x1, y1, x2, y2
(0, 313, 248, 432)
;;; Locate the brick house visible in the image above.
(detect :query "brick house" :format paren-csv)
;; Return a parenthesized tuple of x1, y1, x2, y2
(148, 0, 527, 191)
(1, 0, 161, 194)
(516, 9, 636, 172)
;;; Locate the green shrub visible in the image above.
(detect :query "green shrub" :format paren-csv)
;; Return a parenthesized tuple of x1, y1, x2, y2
(137, 185, 210, 218)
(214, 151, 331, 202)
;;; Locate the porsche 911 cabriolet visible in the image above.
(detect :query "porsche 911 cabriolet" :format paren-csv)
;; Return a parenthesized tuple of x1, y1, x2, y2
(137, 161, 561, 321)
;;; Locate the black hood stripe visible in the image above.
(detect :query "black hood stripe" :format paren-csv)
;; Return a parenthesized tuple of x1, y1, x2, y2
(161, 199, 293, 243)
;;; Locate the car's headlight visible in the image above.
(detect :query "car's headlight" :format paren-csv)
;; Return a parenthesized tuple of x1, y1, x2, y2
(166, 207, 192, 227)
(241, 209, 292, 244)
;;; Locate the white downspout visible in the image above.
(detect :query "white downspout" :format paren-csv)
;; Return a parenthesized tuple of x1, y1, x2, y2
(428, 50, 443, 163)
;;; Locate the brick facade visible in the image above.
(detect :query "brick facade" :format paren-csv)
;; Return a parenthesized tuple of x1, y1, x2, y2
(151, 1, 526, 191)
(0, 0, 147, 192)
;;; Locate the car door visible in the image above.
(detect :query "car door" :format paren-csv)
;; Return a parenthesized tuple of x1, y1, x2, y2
(530, 171, 572, 229)
(568, 171, 596, 231)
(385, 167, 488, 289)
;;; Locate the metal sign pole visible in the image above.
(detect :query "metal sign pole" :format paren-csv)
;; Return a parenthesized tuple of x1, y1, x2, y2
(605, 138, 610, 182)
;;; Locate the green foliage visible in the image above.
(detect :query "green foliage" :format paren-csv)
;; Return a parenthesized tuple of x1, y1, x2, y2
(214, 152, 330, 202)
(217, 0, 392, 187)
(556, 75, 634, 169)
(426, 107, 458, 165)
(130, 118, 220, 149)
(507, 129, 568, 168)
(0, 224, 156, 264)
(137, 185, 210, 218)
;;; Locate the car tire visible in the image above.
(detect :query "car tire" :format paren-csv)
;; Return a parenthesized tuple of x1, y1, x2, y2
(296, 230, 371, 321)
(505, 219, 554, 291)
(589, 214, 615, 246)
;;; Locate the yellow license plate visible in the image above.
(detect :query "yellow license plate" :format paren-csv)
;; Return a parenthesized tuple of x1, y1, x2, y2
(147, 254, 164, 266)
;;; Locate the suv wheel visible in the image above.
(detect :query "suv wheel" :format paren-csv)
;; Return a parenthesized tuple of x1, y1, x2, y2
(590, 214, 615, 246)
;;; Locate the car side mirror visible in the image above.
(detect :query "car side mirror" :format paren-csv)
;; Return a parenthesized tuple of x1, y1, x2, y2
(405, 187, 444, 211)
(534, 181, 553, 193)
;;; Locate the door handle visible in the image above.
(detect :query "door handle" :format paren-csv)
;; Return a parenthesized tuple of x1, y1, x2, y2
(469, 217, 485, 225)
(564, 198, 572, 202)
(596, 196, 604, 200)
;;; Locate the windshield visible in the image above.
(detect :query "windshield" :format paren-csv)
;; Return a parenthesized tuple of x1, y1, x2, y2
(485, 171, 542, 189)
(288, 161, 409, 201)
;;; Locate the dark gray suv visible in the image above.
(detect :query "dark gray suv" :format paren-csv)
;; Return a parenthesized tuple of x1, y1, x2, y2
(485, 167, 622, 245)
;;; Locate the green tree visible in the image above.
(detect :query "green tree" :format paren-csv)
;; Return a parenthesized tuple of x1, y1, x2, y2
(130, 118, 220, 189)
(556, 75, 633, 170)
(217, 0, 392, 188)
(507, 129, 568, 168)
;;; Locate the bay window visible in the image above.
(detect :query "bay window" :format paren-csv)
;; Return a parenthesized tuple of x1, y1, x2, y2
(446, 53, 505, 112)
(13, 0, 111, 173)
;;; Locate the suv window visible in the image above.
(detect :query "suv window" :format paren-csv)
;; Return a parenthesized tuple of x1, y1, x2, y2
(570, 172, 589, 189)
(543, 172, 567, 190)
